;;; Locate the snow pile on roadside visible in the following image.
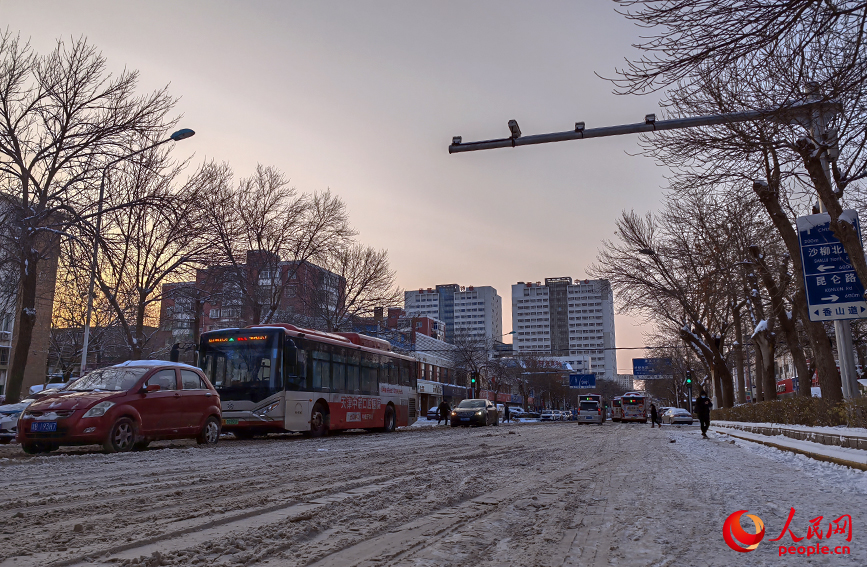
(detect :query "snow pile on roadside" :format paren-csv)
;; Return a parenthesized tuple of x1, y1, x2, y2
(715, 420, 867, 438)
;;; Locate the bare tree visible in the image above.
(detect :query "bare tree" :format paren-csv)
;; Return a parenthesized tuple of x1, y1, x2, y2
(94, 153, 216, 360)
(294, 243, 402, 332)
(0, 33, 176, 402)
(202, 164, 355, 326)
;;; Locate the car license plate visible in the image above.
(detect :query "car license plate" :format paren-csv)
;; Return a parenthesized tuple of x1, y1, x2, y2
(585, 416, 593, 419)
(223, 418, 239, 425)
(30, 422, 57, 433)
(460, 417, 469, 421)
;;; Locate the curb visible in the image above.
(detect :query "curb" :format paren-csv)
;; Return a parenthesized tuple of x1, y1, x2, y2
(715, 429, 867, 471)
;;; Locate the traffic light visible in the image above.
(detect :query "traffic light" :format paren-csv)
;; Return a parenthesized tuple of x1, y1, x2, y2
(471, 372, 477, 384)
(686, 370, 692, 385)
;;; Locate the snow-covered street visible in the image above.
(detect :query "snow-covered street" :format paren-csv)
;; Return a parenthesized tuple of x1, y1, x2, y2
(1, 421, 865, 566)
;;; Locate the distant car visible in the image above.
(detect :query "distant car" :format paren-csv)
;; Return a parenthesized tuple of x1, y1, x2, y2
(17, 361, 221, 454)
(426, 406, 440, 420)
(540, 410, 559, 422)
(0, 398, 36, 444)
(450, 399, 498, 427)
(578, 401, 604, 425)
(662, 408, 694, 425)
(508, 406, 527, 419)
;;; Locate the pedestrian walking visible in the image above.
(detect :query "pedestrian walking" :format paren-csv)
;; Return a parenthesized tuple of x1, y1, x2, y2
(170, 343, 180, 362)
(504, 404, 510, 423)
(695, 390, 713, 438)
(650, 403, 660, 428)
(437, 400, 451, 425)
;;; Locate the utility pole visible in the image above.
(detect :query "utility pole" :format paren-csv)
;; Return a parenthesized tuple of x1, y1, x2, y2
(450, 93, 861, 399)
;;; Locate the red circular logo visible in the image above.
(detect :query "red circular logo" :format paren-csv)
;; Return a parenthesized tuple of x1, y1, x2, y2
(723, 510, 765, 552)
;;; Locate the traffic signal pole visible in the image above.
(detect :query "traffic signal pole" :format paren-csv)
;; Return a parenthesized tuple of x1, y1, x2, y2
(450, 95, 861, 399)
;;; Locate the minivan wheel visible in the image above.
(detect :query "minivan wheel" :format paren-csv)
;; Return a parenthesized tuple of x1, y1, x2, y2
(104, 418, 136, 453)
(197, 416, 221, 446)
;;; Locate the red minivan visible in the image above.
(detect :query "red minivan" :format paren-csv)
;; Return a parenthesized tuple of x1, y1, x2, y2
(17, 361, 221, 454)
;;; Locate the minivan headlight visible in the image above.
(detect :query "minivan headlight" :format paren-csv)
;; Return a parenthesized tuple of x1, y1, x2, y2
(83, 401, 115, 418)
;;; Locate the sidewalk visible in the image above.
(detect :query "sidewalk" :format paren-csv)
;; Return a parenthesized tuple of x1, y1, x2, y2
(712, 425, 867, 471)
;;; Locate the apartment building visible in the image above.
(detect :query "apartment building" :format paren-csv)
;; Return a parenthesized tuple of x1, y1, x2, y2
(511, 277, 616, 380)
(404, 284, 503, 344)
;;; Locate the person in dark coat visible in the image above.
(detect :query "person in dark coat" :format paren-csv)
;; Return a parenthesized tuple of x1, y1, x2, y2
(504, 404, 511, 423)
(695, 390, 713, 437)
(170, 343, 180, 362)
(650, 403, 660, 428)
(437, 400, 451, 425)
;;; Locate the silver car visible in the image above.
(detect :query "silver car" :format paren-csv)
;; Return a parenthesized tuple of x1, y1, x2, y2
(577, 401, 603, 425)
(0, 398, 35, 444)
(662, 408, 694, 425)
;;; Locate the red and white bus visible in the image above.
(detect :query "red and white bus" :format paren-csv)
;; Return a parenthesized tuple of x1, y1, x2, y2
(197, 324, 418, 437)
(620, 392, 649, 423)
(611, 396, 622, 422)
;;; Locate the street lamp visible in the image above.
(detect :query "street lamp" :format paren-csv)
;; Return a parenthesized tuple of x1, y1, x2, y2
(79, 128, 196, 375)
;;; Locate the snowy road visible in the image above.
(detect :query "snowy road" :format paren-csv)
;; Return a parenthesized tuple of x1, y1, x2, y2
(1, 421, 865, 566)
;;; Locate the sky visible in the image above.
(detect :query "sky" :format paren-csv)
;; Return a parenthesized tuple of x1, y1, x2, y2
(1, 0, 670, 373)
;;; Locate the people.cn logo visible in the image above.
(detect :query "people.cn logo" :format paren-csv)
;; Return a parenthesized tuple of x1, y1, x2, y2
(724, 510, 766, 552)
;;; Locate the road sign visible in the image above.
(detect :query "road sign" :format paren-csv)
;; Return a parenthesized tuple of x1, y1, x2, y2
(796, 210, 867, 321)
(632, 358, 672, 376)
(569, 374, 596, 389)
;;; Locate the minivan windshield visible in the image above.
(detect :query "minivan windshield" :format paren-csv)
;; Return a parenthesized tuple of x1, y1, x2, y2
(69, 368, 149, 391)
(457, 400, 486, 409)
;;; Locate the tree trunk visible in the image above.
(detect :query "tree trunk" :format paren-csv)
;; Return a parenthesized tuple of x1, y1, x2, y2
(793, 291, 843, 403)
(5, 248, 40, 404)
(754, 344, 765, 402)
(754, 331, 777, 400)
(733, 306, 746, 404)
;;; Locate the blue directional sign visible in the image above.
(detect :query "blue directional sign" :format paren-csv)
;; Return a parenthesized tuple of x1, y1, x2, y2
(797, 210, 867, 322)
(632, 358, 673, 376)
(569, 374, 596, 389)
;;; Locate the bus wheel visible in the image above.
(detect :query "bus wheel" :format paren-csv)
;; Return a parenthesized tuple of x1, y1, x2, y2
(310, 403, 329, 437)
(382, 405, 396, 433)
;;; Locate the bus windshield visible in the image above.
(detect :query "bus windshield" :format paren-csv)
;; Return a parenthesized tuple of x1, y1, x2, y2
(199, 331, 282, 403)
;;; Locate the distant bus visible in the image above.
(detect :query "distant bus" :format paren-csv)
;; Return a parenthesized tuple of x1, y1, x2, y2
(621, 393, 649, 423)
(198, 324, 418, 437)
(611, 397, 622, 421)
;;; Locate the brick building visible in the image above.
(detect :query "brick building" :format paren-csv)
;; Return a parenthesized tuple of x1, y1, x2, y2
(158, 251, 345, 355)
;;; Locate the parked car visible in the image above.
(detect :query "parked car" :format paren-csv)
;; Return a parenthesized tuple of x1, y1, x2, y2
(577, 401, 604, 425)
(17, 361, 221, 454)
(0, 398, 36, 444)
(450, 399, 499, 427)
(540, 409, 559, 422)
(28, 380, 75, 397)
(426, 406, 440, 420)
(662, 408, 695, 425)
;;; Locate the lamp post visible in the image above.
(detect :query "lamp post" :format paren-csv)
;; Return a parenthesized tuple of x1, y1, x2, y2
(79, 128, 196, 376)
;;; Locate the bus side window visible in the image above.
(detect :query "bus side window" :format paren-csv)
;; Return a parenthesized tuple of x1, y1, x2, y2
(312, 350, 330, 391)
(332, 354, 347, 391)
(346, 359, 360, 392)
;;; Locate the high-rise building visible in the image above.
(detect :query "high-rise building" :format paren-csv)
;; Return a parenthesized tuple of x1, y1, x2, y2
(405, 284, 502, 344)
(511, 278, 616, 380)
